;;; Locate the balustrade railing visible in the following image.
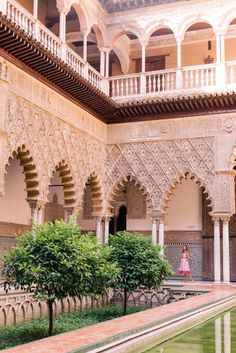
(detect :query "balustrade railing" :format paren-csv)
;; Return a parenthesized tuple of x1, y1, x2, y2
(226, 61, 236, 85)
(6, 0, 34, 36)
(109, 74, 141, 97)
(182, 64, 216, 90)
(38, 23, 61, 57)
(66, 47, 84, 76)
(4, 0, 102, 90)
(146, 69, 177, 93)
(3, 0, 236, 101)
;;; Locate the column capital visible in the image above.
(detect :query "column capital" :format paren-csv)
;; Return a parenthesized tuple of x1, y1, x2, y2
(221, 214, 232, 222)
(27, 199, 48, 209)
(56, 0, 70, 15)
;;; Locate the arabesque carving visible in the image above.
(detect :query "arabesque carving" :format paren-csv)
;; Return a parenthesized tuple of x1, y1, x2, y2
(5, 94, 106, 205)
(105, 137, 215, 212)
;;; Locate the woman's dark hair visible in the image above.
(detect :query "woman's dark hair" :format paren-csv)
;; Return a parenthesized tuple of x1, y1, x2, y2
(182, 244, 188, 253)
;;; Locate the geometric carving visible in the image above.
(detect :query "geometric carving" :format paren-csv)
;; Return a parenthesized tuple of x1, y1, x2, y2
(105, 137, 215, 213)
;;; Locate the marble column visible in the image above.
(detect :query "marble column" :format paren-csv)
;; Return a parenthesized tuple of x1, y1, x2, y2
(0, 1, 7, 13)
(105, 49, 110, 78)
(141, 43, 146, 73)
(104, 216, 111, 244)
(216, 34, 221, 64)
(83, 33, 88, 62)
(95, 216, 102, 243)
(100, 49, 105, 76)
(59, 11, 66, 43)
(158, 215, 165, 254)
(177, 38, 182, 68)
(33, 0, 38, 19)
(213, 216, 221, 283)
(151, 216, 157, 245)
(222, 216, 230, 283)
(220, 34, 225, 63)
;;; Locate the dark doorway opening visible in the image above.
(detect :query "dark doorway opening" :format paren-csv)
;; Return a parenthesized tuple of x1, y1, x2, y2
(117, 205, 127, 232)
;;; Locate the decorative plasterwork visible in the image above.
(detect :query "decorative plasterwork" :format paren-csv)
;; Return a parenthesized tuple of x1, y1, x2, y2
(5, 94, 106, 204)
(105, 137, 215, 212)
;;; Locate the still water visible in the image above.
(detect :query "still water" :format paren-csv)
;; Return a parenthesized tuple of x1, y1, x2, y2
(141, 307, 236, 353)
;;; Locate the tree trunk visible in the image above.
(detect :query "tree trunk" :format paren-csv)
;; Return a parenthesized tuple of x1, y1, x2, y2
(123, 289, 127, 316)
(47, 299, 54, 336)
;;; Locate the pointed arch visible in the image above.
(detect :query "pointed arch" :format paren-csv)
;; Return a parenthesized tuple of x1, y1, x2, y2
(83, 172, 104, 214)
(5, 145, 40, 199)
(107, 173, 152, 214)
(161, 171, 213, 212)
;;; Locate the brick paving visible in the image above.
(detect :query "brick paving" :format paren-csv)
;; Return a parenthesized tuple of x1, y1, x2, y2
(1, 282, 236, 353)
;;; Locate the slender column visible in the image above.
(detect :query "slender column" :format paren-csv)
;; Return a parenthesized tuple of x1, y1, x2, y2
(141, 44, 146, 73)
(104, 216, 111, 244)
(105, 50, 110, 78)
(224, 312, 231, 353)
(64, 207, 74, 223)
(220, 34, 225, 63)
(215, 318, 221, 353)
(59, 11, 66, 43)
(222, 216, 230, 283)
(216, 34, 221, 64)
(213, 216, 221, 283)
(158, 215, 165, 253)
(83, 33, 88, 62)
(177, 38, 182, 68)
(0, 1, 7, 14)
(33, 0, 38, 19)
(100, 49, 105, 76)
(151, 217, 157, 245)
(37, 203, 46, 224)
(95, 216, 102, 243)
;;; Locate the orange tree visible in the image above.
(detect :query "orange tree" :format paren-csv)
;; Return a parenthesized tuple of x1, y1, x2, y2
(2, 220, 119, 336)
(108, 231, 173, 315)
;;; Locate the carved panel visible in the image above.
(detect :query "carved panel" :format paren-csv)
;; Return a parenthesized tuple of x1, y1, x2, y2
(5, 94, 106, 204)
(105, 137, 215, 212)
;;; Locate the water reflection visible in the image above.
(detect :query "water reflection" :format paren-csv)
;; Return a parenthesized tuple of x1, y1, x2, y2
(143, 309, 235, 353)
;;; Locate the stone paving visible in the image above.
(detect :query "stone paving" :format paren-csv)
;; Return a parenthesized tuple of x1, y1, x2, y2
(1, 282, 236, 353)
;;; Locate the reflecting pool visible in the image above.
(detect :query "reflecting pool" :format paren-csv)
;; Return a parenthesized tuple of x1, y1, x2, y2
(142, 307, 236, 353)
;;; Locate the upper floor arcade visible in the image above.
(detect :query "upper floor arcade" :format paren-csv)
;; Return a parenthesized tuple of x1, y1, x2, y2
(1, 0, 236, 120)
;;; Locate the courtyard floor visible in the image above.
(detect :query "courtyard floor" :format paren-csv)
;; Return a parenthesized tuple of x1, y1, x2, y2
(1, 281, 236, 353)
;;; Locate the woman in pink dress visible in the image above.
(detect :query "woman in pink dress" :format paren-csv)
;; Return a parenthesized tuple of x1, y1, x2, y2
(179, 245, 193, 282)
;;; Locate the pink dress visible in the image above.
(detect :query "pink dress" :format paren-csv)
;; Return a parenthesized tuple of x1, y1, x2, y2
(179, 252, 191, 275)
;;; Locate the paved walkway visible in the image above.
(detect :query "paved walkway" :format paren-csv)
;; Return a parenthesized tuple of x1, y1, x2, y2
(1, 282, 236, 353)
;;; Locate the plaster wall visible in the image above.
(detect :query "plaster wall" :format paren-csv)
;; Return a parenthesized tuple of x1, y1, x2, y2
(0, 159, 31, 225)
(165, 179, 202, 231)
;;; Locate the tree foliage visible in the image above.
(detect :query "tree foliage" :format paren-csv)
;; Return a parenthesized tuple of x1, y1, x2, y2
(108, 231, 173, 315)
(2, 220, 119, 335)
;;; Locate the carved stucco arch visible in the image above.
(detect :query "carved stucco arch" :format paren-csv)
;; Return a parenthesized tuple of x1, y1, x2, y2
(106, 173, 153, 214)
(83, 171, 104, 214)
(4, 144, 40, 200)
(178, 16, 217, 40)
(161, 170, 214, 213)
(6, 94, 106, 206)
(46, 160, 77, 206)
